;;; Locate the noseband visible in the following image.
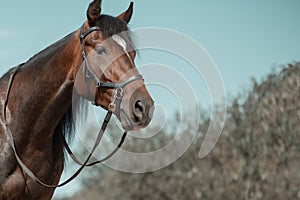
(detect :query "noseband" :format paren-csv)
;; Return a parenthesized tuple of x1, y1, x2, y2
(3, 24, 144, 188)
(80, 24, 143, 123)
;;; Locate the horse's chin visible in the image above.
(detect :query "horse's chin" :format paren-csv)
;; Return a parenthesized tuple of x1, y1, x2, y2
(120, 121, 148, 131)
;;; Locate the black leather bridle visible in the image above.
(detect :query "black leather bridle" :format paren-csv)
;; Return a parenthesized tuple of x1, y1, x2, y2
(3, 24, 143, 188)
(79, 24, 143, 123)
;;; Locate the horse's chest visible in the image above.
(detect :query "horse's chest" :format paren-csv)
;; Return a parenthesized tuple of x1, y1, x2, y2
(0, 140, 10, 161)
(0, 136, 15, 184)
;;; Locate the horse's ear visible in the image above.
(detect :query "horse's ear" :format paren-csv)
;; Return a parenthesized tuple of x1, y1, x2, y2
(117, 2, 134, 23)
(87, 0, 102, 27)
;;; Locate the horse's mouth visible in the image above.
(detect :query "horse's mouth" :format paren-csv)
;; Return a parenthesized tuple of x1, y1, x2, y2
(120, 104, 154, 131)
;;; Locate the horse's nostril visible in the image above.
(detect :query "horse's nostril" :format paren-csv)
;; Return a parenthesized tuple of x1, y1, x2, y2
(133, 100, 144, 121)
(135, 100, 144, 112)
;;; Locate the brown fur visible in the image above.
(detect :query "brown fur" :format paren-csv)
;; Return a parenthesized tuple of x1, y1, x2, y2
(0, 1, 153, 199)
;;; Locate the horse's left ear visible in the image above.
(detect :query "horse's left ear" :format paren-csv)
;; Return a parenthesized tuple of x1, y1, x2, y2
(87, 0, 102, 27)
(117, 2, 134, 23)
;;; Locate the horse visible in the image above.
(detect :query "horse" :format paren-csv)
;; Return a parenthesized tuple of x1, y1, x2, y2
(0, 0, 154, 199)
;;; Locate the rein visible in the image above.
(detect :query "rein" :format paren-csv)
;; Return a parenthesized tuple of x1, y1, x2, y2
(3, 24, 143, 188)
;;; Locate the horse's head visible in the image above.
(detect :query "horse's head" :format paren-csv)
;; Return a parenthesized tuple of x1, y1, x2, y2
(75, 0, 154, 131)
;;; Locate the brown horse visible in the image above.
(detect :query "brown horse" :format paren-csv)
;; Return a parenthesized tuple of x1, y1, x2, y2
(0, 0, 154, 199)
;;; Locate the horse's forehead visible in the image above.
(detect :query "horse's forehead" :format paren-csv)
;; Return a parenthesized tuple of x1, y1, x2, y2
(112, 35, 127, 52)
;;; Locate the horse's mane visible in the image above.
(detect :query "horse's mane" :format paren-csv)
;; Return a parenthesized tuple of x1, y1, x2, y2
(26, 32, 75, 66)
(96, 15, 135, 50)
(52, 95, 87, 161)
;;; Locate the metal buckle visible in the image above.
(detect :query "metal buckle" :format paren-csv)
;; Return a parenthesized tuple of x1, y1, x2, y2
(108, 88, 124, 112)
(108, 103, 116, 112)
(115, 88, 124, 98)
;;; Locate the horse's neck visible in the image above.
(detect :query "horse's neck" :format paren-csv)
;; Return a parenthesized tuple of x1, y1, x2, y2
(8, 30, 82, 149)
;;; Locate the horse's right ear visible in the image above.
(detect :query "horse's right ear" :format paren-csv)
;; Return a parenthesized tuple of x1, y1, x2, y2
(87, 0, 102, 27)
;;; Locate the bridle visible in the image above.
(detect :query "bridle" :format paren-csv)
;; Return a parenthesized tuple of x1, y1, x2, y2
(3, 24, 143, 188)
(79, 24, 143, 124)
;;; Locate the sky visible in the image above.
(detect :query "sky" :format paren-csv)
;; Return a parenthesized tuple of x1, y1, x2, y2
(0, 0, 300, 108)
(1, 0, 300, 198)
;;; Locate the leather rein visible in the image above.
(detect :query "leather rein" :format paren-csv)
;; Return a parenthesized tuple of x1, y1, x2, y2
(3, 24, 143, 188)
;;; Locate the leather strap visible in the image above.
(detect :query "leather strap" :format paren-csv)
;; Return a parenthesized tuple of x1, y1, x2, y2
(2, 24, 144, 188)
(62, 130, 127, 167)
(3, 66, 126, 188)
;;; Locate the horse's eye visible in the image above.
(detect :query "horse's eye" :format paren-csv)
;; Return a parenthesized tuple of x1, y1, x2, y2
(95, 46, 107, 55)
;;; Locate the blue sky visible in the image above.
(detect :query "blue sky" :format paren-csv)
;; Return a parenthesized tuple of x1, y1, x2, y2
(1, 0, 300, 106)
(1, 0, 300, 198)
